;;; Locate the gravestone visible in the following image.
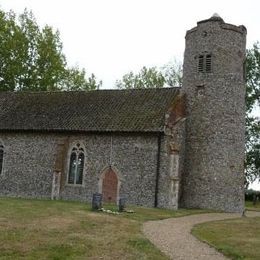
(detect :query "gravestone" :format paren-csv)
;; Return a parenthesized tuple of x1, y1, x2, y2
(119, 197, 126, 212)
(92, 193, 102, 210)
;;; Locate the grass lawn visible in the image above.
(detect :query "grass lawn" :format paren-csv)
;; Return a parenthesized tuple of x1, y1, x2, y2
(246, 201, 260, 212)
(192, 216, 260, 260)
(0, 197, 206, 259)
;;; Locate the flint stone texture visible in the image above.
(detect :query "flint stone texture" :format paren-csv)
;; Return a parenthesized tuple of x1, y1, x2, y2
(0, 132, 168, 207)
(180, 16, 246, 212)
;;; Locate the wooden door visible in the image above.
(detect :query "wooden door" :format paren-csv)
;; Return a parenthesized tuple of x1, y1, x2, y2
(102, 169, 118, 203)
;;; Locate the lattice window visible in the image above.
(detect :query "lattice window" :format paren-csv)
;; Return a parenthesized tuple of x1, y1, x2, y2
(68, 143, 85, 185)
(0, 144, 3, 175)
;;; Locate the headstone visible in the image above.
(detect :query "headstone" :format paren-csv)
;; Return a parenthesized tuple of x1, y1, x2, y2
(119, 197, 126, 212)
(92, 193, 102, 210)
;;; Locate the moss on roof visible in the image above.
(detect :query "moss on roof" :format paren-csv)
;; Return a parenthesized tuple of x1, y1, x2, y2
(0, 88, 180, 133)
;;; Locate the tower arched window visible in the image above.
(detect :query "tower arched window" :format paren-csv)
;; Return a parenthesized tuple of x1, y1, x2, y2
(0, 144, 4, 175)
(68, 143, 85, 185)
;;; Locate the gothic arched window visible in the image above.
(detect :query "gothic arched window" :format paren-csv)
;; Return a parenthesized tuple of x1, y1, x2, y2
(0, 144, 4, 175)
(68, 143, 85, 185)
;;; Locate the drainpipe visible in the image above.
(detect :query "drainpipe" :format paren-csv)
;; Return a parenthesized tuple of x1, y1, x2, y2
(154, 133, 162, 208)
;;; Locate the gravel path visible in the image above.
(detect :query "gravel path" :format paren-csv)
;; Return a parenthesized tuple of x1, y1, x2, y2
(143, 211, 260, 260)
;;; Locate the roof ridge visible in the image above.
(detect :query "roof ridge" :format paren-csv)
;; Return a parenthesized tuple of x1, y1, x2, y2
(0, 86, 180, 95)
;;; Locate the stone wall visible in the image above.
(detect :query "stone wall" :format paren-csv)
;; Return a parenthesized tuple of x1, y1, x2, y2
(0, 132, 163, 207)
(181, 16, 246, 212)
(0, 134, 56, 198)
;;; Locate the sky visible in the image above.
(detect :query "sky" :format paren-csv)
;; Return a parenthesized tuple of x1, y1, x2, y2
(0, 0, 259, 189)
(0, 0, 259, 87)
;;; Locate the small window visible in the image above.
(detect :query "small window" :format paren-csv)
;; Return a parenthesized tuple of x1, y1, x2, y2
(196, 85, 205, 97)
(198, 55, 204, 72)
(205, 54, 212, 72)
(197, 54, 212, 73)
(0, 145, 3, 175)
(68, 143, 85, 185)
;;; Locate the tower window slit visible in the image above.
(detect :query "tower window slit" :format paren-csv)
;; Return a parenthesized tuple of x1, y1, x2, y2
(198, 55, 204, 72)
(206, 54, 212, 72)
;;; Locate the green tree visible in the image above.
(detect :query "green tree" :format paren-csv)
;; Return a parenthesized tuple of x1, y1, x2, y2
(115, 61, 182, 89)
(0, 8, 100, 91)
(116, 66, 166, 89)
(61, 67, 102, 91)
(245, 43, 260, 185)
(161, 60, 183, 87)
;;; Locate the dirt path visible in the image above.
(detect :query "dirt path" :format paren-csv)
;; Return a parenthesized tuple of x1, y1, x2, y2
(143, 211, 260, 260)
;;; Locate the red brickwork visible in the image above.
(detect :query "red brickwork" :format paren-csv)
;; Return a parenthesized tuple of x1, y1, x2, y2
(166, 94, 186, 128)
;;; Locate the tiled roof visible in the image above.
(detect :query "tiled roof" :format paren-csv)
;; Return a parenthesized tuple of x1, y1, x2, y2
(0, 88, 180, 133)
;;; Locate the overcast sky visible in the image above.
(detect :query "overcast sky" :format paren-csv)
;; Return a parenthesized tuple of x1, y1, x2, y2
(0, 0, 260, 88)
(0, 0, 259, 189)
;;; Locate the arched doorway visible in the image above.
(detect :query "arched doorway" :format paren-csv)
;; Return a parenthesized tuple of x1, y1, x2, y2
(102, 168, 118, 203)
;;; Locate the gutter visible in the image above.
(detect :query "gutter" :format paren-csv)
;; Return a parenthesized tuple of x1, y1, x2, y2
(154, 133, 162, 207)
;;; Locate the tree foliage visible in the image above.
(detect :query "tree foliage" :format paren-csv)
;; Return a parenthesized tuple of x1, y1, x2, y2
(116, 66, 165, 89)
(161, 61, 183, 87)
(115, 61, 182, 89)
(245, 43, 260, 185)
(62, 67, 102, 91)
(0, 8, 100, 91)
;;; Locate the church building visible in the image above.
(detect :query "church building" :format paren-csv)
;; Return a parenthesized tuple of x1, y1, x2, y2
(0, 15, 247, 212)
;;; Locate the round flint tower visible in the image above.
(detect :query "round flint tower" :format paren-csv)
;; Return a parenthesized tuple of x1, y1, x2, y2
(181, 15, 247, 212)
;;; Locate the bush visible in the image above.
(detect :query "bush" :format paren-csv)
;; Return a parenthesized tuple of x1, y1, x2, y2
(245, 189, 260, 201)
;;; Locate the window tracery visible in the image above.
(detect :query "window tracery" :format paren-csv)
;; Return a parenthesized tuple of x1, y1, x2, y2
(68, 143, 85, 185)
